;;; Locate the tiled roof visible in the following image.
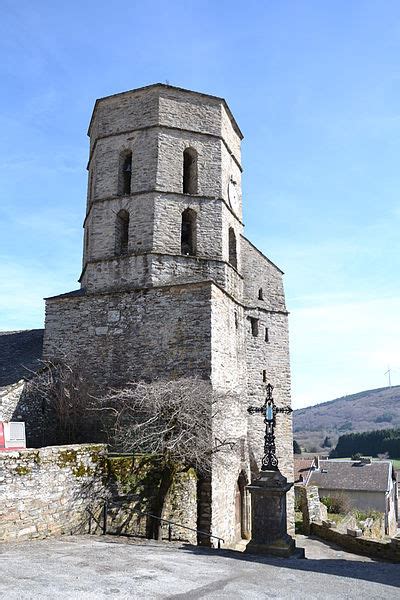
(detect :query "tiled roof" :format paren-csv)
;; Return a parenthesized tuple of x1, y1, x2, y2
(309, 459, 392, 493)
(0, 330, 44, 388)
(294, 458, 315, 483)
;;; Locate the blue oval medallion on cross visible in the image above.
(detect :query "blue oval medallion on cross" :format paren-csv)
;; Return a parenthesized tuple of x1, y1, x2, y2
(247, 383, 293, 472)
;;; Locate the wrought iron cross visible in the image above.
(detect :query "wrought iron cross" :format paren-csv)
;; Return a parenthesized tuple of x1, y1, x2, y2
(247, 383, 293, 472)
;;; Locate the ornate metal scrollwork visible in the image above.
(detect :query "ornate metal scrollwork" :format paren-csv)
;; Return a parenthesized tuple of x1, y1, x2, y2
(247, 384, 293, 472)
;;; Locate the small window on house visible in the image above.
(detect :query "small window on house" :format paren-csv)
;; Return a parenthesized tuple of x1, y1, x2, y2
(181, 208, 197, 256)
(228, 227, 237, 269)
(258, 288, 264, 300)
(118, 151, 132, 195)
(262, 370, 267, 383)
(234, 311, 238, 329)
(265, 328, 269, 343)
(249, 317, 259, 337)
(115, 209, 129, 255)
(183, 148, 198, 194)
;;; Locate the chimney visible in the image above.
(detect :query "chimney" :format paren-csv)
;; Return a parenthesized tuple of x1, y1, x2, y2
(314, 455, 320, 470)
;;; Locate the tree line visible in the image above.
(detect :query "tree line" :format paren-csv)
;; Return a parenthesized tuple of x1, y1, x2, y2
(330, 427, 400, 458)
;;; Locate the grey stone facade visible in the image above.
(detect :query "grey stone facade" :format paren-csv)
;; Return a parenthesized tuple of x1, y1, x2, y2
(43, 83, 294, 545)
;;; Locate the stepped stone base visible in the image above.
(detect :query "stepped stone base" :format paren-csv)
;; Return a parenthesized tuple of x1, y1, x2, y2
(246, 469, 301, 558)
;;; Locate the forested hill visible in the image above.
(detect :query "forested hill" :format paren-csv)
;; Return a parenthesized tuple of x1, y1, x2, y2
(293, 385, 400, 453)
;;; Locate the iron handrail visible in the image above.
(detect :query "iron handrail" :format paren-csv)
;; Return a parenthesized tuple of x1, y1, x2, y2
(87, 498, 224, 548)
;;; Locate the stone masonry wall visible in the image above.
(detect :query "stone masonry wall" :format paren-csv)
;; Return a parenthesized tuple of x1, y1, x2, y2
(0, 444, 106, 542)
(0, 445, 199, 545)
(0, 381, 25, 422)
(210, 285, 249, 545)
(311, 522, 400, 563)
(241, 237, 294, 534)
(44, 282, 213, 389)
(295, 485, 328, 534)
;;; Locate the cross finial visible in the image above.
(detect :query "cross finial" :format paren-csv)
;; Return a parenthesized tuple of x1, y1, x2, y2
(247, 383, 292, 472)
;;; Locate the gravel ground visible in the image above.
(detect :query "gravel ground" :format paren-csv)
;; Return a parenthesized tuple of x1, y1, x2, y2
(0, 535, 399, 600)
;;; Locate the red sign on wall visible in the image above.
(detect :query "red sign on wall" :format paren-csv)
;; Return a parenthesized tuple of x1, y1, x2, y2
(0, 423, 5, 448)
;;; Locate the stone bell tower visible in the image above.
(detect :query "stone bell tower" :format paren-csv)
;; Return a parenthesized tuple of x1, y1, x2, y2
(44, 84, 294, 546)
(80, 84, 244, 300)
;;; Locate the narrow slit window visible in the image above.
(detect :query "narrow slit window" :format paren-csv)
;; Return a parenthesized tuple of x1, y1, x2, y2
(234, 311, 238, 329)
(85, 226, 90, 254)
(258, 288, 264, 300)
(249, 317, 259, 337)
(228, 227, 237, 269)
(263, 370, 267, 383)
(265, 327, 269, 343)
(89, 170, 94, 201)
(183, 148, 198, 194)
(118, 151, 132, 195)
(181, 208, 197, 256)
(115, 209, 129, 255)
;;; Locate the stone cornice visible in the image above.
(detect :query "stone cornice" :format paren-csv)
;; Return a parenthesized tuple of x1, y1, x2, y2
(78, 251, 244, 283)
(87, 123, 242, 173)
(82, 190, 244, 228)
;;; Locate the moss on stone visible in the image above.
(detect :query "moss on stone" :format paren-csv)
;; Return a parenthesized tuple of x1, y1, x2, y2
(15, 465, 31, 476)
(57, 449, 78, 468)
(72, 463, 93, 478)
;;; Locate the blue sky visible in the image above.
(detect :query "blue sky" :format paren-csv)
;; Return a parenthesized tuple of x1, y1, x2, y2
(1, 1, 399, 408)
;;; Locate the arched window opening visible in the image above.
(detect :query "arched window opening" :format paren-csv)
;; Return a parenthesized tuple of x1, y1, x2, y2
(183, 148, 198, 195)
(181, 208, 197, 256)
(115, 209, 129, 255)
(118, 151, 132, 196)
(258, 288, 264, 300)
(228, 227, 237, 269)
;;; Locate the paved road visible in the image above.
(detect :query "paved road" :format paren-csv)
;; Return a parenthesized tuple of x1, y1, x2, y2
(0, 535, 399, 599)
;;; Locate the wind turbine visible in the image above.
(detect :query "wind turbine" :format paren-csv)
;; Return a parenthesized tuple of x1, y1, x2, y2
(384, 366, 392, 387)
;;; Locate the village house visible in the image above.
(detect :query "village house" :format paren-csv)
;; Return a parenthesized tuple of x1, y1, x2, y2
(309, 458, 398, 536)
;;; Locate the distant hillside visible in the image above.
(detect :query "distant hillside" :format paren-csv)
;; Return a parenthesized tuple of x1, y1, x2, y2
(293, 385, 400, 453)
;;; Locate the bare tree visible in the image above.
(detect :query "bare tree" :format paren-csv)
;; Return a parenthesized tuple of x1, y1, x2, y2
(98, 378, 236, 472)
(25, 359, 97, 445)
(97, 378, 238, 538)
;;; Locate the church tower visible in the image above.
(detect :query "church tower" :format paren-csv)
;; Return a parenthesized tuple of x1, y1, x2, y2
(80, 84, 244, 300)
(44, 84, 294, 545)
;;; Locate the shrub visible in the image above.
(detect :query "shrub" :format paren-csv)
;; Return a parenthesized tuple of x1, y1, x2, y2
(375, 413, 393, 423)
(353, 509, 382, 522)
(293, 440, 302, 454)
(320, 493, 351, 515)
(322, 436, 332, 448)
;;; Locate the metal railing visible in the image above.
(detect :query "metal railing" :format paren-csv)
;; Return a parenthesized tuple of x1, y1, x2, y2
(87, 498, 224, 549)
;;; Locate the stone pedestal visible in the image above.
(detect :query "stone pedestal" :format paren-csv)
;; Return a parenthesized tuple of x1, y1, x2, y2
(246, 470, 298, 558)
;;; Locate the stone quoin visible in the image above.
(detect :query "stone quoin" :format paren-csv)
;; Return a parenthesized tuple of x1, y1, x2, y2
(43, 83, 294, 545)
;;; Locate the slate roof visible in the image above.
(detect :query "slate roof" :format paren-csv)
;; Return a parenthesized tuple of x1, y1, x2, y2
(0, 330, 44, 389)
(294, 458, 316, 484)
(309, 459, 393, 493)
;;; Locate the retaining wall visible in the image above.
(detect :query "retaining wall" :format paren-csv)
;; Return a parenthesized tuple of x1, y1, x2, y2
(0, 445, 198, 544)
(311, 523, 400, 563)
(0, 444, 106, 542)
